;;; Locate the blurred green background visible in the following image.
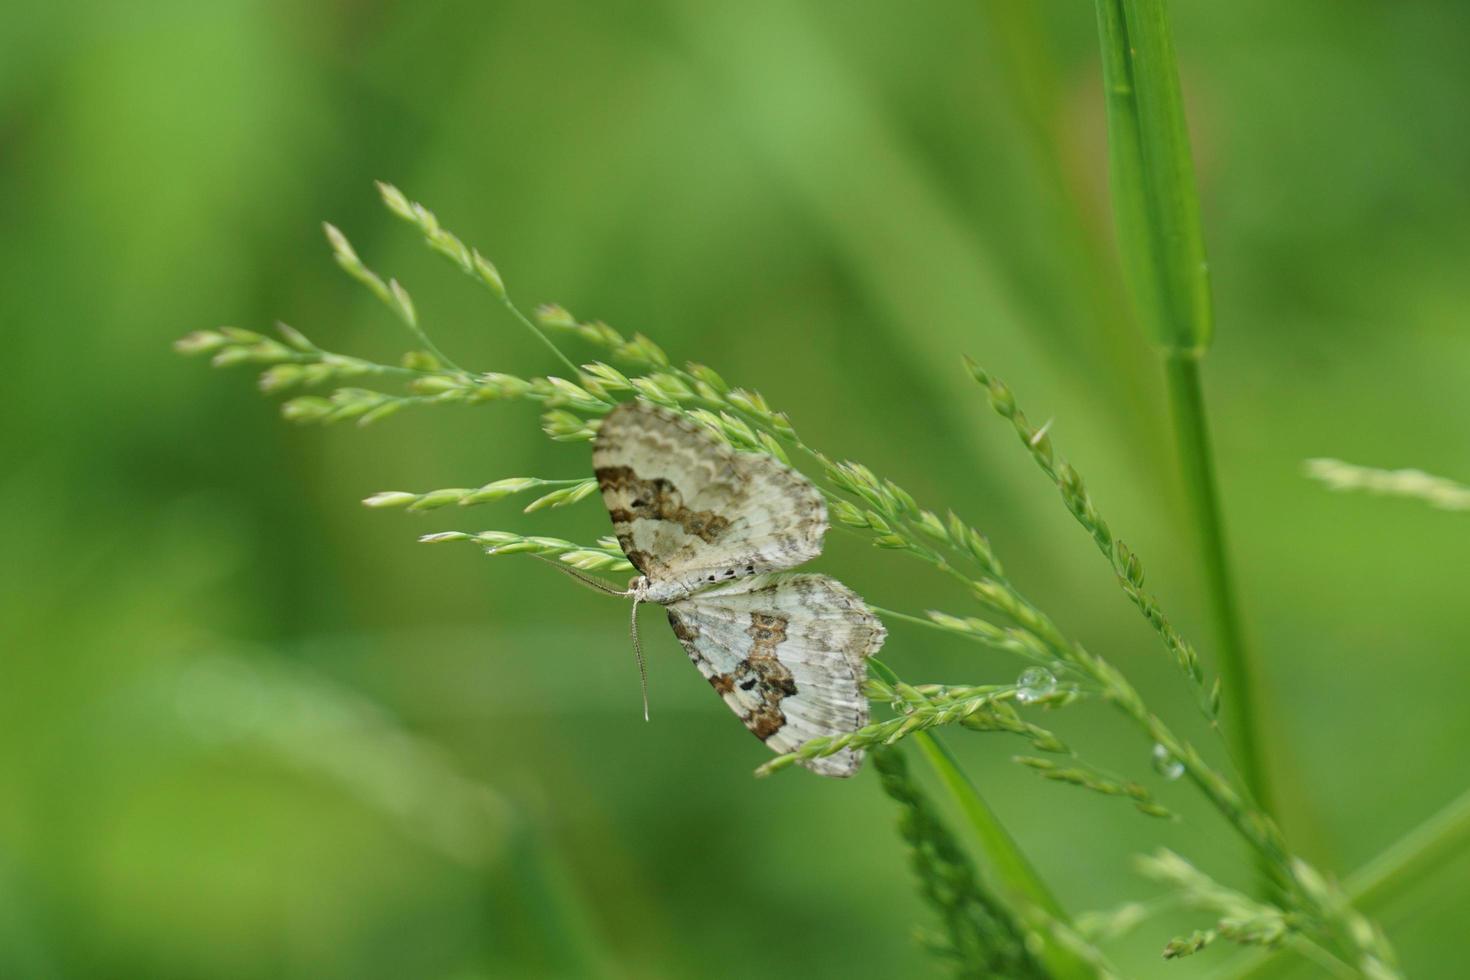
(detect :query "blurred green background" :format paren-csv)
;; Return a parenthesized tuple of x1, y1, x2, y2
(5, 1, 1470, 977)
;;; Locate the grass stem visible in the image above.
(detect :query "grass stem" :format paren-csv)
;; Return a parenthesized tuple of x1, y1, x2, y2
(1163, 352, 1270, 816)
(500, 293, 585, 378)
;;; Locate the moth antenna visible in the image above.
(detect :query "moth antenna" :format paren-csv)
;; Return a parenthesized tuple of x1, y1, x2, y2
(630, 596, 650, 722)
(532, 555, 630, 596)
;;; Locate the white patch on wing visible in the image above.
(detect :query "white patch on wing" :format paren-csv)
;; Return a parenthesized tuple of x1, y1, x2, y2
(665, 574, 886, 777)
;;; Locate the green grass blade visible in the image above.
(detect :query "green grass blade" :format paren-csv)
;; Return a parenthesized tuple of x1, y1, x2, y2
(1094, 0, 1167, 351)
(872, 746, 1050, 978)
(1097, 0, 1213, 352)
(869, 659, 1096, 979)
(1346, 785, 1470, 911)
(912, 734, 1097, 980)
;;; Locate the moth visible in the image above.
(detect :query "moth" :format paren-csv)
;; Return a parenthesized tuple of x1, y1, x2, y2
(589, 400, 885, 777)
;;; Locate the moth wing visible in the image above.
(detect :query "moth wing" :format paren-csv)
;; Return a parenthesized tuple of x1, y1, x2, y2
(664, 573, 886, 777)
(593, 401, 826, 596)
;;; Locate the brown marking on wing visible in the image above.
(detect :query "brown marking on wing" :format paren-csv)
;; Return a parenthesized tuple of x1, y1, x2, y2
(596, 464, 732, 543)
(747, 612, 788, 658)
(748, 705, 785, 741)
(667, 610, 699, 644)
(621, 544, 655, 575)
(730, 612, 798, 742)
(667, 608, 731, 695)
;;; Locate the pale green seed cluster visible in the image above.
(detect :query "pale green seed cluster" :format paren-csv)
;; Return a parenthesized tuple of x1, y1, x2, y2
(966, 358, 1216, 719)
(1071, 902, 1153, 945)
(535, 303, 670, 368)
(1014, 757, 1172, 819)
(1305, 457, 1470, 511)
(419, 530, 632, 573)
(177, 319, 624, 432)
(1137, 850, 1291, 958)
(375, 181, 506, 299)
(757, 685, 1067, 778)
(531, 300, 800, 454)
(858, 669, 1175, 821)
(363, 478, 597, 514)
(921, 611, 1056, 666)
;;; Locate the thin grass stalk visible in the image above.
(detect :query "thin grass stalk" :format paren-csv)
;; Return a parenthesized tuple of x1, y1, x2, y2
(1163, 351, 1267, 810)
(1092, 0, 1272, 820)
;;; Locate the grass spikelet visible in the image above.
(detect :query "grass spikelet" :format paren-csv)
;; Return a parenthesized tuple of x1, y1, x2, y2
(965, 359, 1213, 718)
(1136, 849, 1292, 959)
(419, 530, 632, 573)
(361, 478, 597, 513)
(1305, 458, 1470, 511)
(1012, 756, 1173, 819)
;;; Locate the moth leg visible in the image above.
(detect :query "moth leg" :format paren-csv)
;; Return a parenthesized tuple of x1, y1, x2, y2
(533, 555, 630, 596)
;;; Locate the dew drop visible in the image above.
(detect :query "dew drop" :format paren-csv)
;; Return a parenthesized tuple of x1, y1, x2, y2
(1152, 743, 1184, 780)
(1015, 666, 1057, 704)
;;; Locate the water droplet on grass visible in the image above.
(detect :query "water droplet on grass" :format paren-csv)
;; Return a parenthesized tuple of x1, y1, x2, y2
(1152, 743, 1184, 780)
(1015, 667, 1057, 704)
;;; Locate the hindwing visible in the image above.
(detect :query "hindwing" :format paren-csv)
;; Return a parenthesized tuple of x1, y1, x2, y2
(664, 574, 885, 777)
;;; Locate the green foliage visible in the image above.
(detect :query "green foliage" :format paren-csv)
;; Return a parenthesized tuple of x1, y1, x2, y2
(872, 747, 1049, 980)
(14, 3, 1470, 978)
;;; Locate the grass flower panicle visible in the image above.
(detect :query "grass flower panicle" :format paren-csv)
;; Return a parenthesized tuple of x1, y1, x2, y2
(178, 184, 1418, 979)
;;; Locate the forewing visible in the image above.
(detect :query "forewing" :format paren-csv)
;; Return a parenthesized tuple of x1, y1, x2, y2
(664, 574, 886, 777)
(593, 402, 826, 597)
